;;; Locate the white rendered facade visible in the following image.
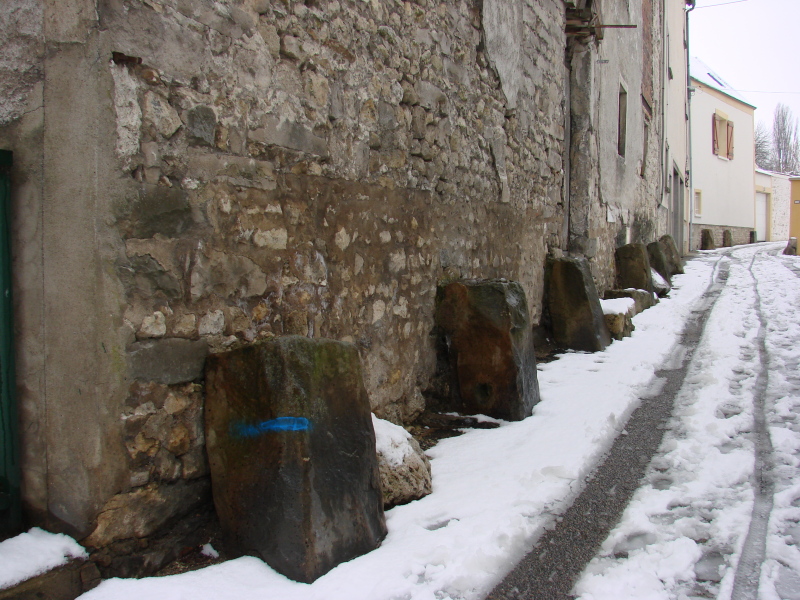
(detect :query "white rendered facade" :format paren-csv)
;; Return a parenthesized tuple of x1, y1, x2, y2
(690, 58, 756, 246)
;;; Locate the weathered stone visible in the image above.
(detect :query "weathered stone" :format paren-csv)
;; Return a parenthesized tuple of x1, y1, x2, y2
(600, 297, 636, 341)
(180, 447, 208, 479)
(139, 311, 166, 338)
(722, 229, 733, 247)
(615, 243, 653, 293)
(122, 185, 192, 239)
(658, 235, 684, 275)
(90, 507, 213, 579)
(604, 311, 633, 341)
(165, 423, 191, 456)
(198, 310, 225, 336)
(545, 257, 611, 352)
(83, 479, 210, 548)
(651, 267, 672, 298)
(128, 338, 209, 385)
(142, 91, 182, 138)
(784, 238, 798, 256)
(280, 35, 307, 61)
(700, 228, 716, 250)
(172, 314, 196, 337)
(646, 241, 671, 284)
(603, 289, 657, 314)
(372, 416, 432, 509)
(204, 336, 387, 583)
(153, 448, 182, 482)
(190, 250, 268, 301)
(249, 117, 327, 156)
(186, 105, 217, 147)
(434, 279, 539, 421)
(124, 254, 182, 299)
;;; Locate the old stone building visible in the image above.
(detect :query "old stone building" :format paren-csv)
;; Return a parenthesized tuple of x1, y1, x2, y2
(0, 0, 687, 565)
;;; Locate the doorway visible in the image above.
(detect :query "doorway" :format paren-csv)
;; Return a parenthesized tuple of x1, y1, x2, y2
(671, 168, 685, 253)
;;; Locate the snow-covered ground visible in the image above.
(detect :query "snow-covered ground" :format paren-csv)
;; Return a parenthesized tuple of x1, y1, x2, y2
(0, 527, 87, 589)
(574, 243, 800, 600)
(3, 243, 797, 600)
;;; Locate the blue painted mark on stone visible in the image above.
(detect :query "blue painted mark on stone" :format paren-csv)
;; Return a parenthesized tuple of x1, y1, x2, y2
(232, 417, 311, 439)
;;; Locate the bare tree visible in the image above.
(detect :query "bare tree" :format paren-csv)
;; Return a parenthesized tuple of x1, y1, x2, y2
(755, 120, 773, 170)
(772, 103, 800, 175)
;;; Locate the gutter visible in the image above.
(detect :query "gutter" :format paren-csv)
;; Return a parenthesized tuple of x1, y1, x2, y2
(686, 0, 696, 251)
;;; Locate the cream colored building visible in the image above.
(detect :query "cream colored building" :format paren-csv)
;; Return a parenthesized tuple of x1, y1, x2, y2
(689, 58, 756, 248)
(662, 0, 692, 253)
(754, 169, 791, 242)
(790, 178, 800, 239)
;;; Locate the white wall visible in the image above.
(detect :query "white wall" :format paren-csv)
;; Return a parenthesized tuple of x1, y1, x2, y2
(755, 170, 791, 241)
(690, 82, 755, 230)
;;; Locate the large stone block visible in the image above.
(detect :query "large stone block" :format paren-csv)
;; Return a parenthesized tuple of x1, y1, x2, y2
(545, 257, 611, 352)
(204, 336, 386, 583)
(700, 229, 716, 250)
(647, 241, 671, 284)
(615, 243, 653, 293)
(658, 235, 684, 275)
(434, 279, 539, 421)
(722, 229, 733, 248)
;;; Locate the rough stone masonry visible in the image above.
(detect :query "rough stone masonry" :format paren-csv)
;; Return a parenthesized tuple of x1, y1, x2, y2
(0, 0, 568, 546)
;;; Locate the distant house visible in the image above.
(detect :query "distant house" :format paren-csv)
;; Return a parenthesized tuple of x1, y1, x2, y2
(689, 58, 756, 248)
(790, 178, 800, 239)
(754, 169, 791, 242)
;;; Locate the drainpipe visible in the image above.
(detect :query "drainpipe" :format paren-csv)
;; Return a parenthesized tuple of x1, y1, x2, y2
(686, 0, 696, 251)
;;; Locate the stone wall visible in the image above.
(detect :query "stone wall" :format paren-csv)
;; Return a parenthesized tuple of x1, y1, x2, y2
(109, 0, 567, 423)
(566, 0, 666, 292)
(1, 0, 568, 543)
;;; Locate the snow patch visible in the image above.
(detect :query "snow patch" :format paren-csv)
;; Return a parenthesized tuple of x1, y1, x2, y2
(600, 297, 636, 315)
(0, 528, 87, 590)
(372, 414, 414, 468)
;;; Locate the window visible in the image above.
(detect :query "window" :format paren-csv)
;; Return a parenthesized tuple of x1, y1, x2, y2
(694, 190, 702, 217)
(618, 85, 628, 157)
(712, 112, 734, 160)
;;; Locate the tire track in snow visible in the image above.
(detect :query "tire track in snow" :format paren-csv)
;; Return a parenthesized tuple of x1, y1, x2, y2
(739, 246, 800, 599)
(487, 254, 727, 600)
(571, 247, 772, 600)
(730, 248, 775, 600)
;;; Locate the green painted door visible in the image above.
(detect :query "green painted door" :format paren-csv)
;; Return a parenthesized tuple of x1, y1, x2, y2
(0, 150, 20, 536)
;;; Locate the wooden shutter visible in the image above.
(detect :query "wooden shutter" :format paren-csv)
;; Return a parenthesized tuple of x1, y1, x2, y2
(712, 114, 720, 155)
(727, 121, 735, 160)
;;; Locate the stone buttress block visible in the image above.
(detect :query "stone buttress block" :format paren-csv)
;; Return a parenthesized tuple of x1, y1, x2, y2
(204, 336, 386, 583)
(615, 243, 654, 293)
(434, 279, 540, 421)
(545, 257, 612, 352)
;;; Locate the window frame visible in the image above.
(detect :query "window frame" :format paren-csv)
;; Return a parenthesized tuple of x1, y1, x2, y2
(712, 112, 734, 160)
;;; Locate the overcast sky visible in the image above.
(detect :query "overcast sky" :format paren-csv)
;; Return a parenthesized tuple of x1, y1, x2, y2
(689, 0, 800, 130)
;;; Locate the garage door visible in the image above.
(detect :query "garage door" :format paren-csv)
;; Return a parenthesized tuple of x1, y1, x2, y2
(756, 192, 768, 242)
